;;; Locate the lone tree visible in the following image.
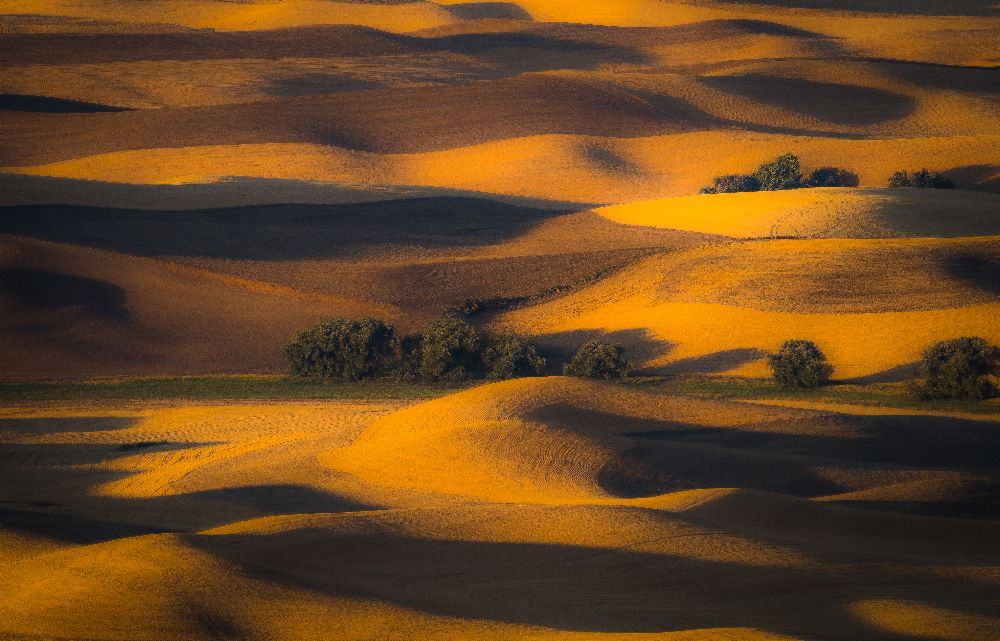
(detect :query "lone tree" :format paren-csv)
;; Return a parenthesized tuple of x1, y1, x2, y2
(768, 339, 832, 388)
(914, 337, 999, 400)
(285, 317, 399, 381)
(483, 333, 547, 380)
(888, 168, 955, 189)
(563, 340, 631, 379)
(753, 153, 802, 191)
(419, 318, 481, 382)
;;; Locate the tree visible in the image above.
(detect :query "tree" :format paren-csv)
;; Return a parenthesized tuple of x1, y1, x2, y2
(754, 153, 802, 191)
(483, 333, 546, 380)
(419, 318, 481, 382)
(700, 174, 760, 195)
(768, 339, 832, 388)
(285, 317, 399, 381)
(388, 333, 423, 381)
(563, 341, 631, 379)
(914, 337, 999, 400)
(888, 170, 911, 187)
(911, 168, 954, 189)
(888, 169, 955, 189)
(806, 167, 858, 188)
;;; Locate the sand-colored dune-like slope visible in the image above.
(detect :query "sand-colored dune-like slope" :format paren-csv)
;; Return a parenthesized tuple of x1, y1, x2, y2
(328, 377, 1000, 509)
(2, 381, 999, 639)
(7, 133, 998, 205)
(596, 188, 1000, 239)
(501, 234, 1000, 379)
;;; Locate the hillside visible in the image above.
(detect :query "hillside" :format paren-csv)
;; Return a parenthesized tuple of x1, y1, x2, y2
(1, 2, 998, 639)
(2, 382, 999, 639)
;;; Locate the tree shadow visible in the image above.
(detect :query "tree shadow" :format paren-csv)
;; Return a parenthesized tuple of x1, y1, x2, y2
(840, 362, 919, 384)
(660, 348, 767, 376)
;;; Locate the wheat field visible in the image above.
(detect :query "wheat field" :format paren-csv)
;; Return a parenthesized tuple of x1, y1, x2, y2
(1, 0, 998, 639)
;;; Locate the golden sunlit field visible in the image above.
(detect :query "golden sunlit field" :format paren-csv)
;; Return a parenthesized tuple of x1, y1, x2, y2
(1, 0, 998, 639)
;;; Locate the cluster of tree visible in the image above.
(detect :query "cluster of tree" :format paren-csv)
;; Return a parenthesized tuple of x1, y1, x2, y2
(286, 317, 632, 383)
(768, 336, 999, 400)
(700, 154, 858, 194)
(286, 320, 995, 400)
(887, 168, 954, 189)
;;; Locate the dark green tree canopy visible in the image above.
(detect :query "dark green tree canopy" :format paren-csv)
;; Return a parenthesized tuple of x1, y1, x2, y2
(753, 153, 802, 191)
(915, 337, 999, 400)
(419, 318, 481, 382)
(483, 333, 547, 380)
(285, 317, 399, 381)
(701, 153, 854, 194)
(806, 167, 859, 188)
(768, 339, 832, 388)
(888, 168, 954, 189)
(700, 174, 761, 194)
(563, 341, 631, 379)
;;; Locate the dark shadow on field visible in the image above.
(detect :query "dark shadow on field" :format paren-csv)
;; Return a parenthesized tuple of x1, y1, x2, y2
(0, 437, 374, 540)
(264, 74, 383, 97)
(192, 528, 1000, 640)
(834, 478, 1000, 521)
(442, 2, 531, 19)
(840, 361, 919, 384)
(943, 164, 1000, 191)
(0, 416, 137, 433)
(0, 93, 127, 113)
(0, 75, 717, 164)
(0, 267, 129, 320)
(708, 0, 998, 16)
(872, 61, 1000, 96)
(0, 174, 597, 211)
(940, 252, 1000, 296)
(0, 198, 579, 260)
(525, 402, 1000, 510)
(0, 508, 169, 544)
(0, 484, 370, 544)
(431, 32, 652, 74)
(660, 348, 767, 375)
(699, 74, 917, 126)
